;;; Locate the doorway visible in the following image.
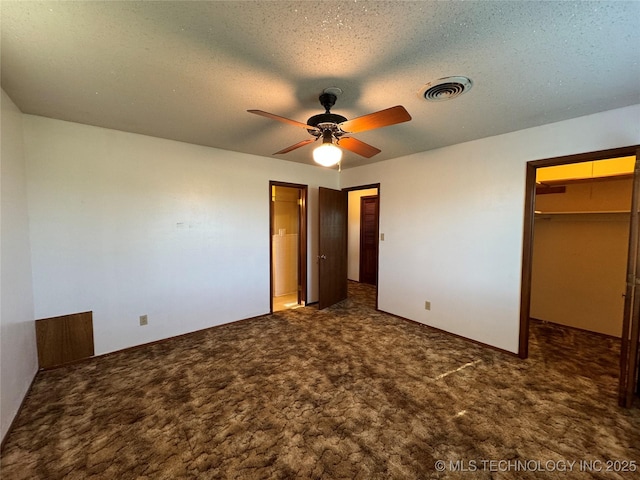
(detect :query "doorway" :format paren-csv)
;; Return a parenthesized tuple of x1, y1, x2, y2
(518, 146, 640, 406)
(531, 159, 633, 336)
(315, 184, 381, 310)
(270, 182, 307, 312)
(346, 185, 380, 297)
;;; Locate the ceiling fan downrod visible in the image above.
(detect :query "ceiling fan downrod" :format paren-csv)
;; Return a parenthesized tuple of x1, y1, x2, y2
(319, 92, 337, 113)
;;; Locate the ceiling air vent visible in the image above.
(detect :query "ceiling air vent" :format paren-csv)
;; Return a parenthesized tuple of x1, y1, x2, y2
(419, 76, 473, 102)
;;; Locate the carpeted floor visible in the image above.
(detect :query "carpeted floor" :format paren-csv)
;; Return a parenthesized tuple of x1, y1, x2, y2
(1, 282, 639, 479)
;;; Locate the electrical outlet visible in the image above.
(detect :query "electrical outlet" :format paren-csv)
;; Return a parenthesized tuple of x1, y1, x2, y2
(424, 301, 431, 311)
(139, 314, 148, 326)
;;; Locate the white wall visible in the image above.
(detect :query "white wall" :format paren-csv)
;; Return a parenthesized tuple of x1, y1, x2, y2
(341, 104, 640, 353)
(1, 90, 38, 443)
(23, 115, 339, 355)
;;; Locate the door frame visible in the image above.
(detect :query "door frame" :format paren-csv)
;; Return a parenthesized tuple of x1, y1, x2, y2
(269, 181, 308, 313)
(620, 155, 640, 406)
(344, 183, 381, 309)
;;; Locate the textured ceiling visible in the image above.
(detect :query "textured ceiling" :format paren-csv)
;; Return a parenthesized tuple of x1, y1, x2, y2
(2, 1, 639, 169)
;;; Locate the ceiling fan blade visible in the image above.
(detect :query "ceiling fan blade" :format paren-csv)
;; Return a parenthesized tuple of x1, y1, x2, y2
(338, 137, 381, 158)
(248, 109, 319, 132)
(273, 138, 316, 155)
(339, 105, 411, 134)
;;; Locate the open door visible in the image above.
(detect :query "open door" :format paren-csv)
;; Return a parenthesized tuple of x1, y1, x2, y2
(619, 149, 640, 407)
(318, 187, 348, 309)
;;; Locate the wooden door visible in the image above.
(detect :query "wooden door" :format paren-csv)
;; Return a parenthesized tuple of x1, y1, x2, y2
(359, 195, 379, 285)
(318, 187, 348, 309)
(619, 150, 640, 407)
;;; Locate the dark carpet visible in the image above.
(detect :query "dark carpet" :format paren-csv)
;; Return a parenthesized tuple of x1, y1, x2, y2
(1, 282, 639, 479)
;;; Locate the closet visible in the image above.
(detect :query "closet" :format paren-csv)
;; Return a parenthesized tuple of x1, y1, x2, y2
(530, 157, 634, 337)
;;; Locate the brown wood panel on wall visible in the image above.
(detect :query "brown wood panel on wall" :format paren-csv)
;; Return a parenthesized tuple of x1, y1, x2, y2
(35, 311, 94, 369)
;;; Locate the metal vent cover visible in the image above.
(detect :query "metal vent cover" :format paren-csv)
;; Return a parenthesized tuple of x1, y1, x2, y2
(419, 76, 473, 101)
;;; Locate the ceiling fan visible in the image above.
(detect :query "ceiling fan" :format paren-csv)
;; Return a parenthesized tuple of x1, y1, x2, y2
(248, 89, 412, 167)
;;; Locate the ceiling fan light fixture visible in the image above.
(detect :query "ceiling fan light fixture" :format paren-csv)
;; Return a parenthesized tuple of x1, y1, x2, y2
(313, 143, 342, 167)
(314, 129, 342, 167)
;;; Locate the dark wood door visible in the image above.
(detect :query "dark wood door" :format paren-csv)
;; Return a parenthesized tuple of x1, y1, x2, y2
(359, 195, 379, 285)
(619, 149, 640, 407)
(318, 187, 348, 309)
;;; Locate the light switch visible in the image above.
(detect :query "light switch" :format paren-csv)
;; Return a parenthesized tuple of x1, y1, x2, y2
(380, 233, 385, 241)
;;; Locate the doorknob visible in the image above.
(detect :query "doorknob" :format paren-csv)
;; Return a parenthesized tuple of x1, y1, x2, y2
(318, 254, 327, 260)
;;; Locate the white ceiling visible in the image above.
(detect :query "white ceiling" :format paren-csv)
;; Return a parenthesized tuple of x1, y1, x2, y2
(2, 1, 639, 169)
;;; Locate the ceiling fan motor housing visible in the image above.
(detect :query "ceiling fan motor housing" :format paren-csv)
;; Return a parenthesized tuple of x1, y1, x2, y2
(306, 93, 347, 135)
(307, 113, 347, 129)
